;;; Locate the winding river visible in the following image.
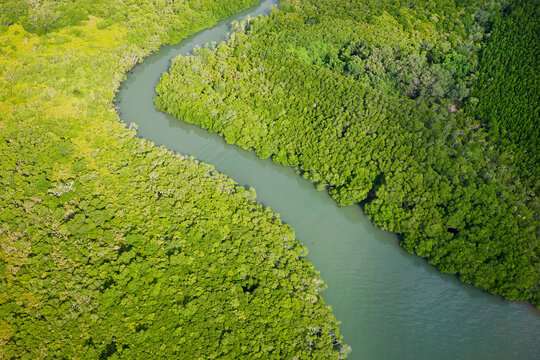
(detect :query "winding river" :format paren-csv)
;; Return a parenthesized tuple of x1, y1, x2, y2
(116, 0, 540, 358)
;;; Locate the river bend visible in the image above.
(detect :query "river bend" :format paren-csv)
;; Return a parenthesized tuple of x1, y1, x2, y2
(115, 0, 540, 358)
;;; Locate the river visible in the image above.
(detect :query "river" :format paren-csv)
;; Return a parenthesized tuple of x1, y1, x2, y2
(115, 0, 540, 358)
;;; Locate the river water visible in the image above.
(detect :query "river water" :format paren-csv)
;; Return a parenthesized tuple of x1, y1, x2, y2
(115, 0, 540, 358)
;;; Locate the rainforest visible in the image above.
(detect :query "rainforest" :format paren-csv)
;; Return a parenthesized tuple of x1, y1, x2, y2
(155, 0, 539, 303)
(1, 0, 539, 359)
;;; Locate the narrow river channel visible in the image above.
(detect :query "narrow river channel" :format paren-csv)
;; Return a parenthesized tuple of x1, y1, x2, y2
(115, 0, 539, 358)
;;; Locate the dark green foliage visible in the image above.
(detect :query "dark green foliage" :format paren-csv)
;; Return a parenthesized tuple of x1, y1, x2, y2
(470, 0, 539, 177)
(1, 0, 346, 358)
(156, 0, 539, 304)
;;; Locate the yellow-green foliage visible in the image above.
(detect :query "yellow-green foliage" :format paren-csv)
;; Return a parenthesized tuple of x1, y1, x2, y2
(0, 1, 346, 358)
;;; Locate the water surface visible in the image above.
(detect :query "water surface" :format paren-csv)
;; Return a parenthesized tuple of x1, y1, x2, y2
(116, 1, 540, 358)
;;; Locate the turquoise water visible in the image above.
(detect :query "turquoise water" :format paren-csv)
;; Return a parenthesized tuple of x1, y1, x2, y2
(116, 1, 540, 358)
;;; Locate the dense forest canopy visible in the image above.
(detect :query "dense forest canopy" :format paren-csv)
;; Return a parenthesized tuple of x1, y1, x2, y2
(469, 0, 539, 176)
(0, 0, 347, 358)
(155, 0, 539, 304)
(2, 0, 539, 357)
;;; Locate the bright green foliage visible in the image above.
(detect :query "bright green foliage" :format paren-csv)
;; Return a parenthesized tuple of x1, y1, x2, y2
(0, 0, 256, 38)
(470, 0, 539, 175)
(0, 1, 346, 358)
(155, 0, 539, 304)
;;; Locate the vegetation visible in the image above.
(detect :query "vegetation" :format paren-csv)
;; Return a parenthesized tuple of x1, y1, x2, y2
(0, 0, 347, 358)
(469, 0, 539, 177)
(155, 0, 539, 304)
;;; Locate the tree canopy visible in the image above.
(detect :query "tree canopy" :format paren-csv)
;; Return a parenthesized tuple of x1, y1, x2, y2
(0, 0, 347, 358)
(155, 0, 539, 304)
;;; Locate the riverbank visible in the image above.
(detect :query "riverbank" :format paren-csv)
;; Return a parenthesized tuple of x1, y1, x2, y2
(0, 1, 346, 358)
(117, 0, 540, 358)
